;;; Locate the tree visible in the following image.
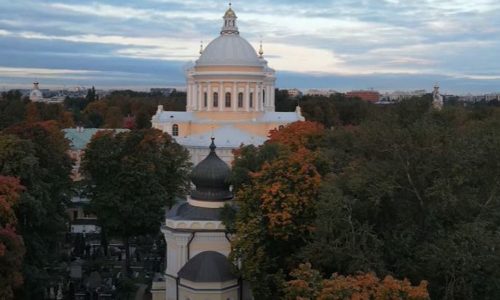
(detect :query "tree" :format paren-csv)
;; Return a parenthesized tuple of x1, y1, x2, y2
(82, 129, 190, 272)
(301, 102, 500, 299)
(0, 176, 25, 300)
(229, 122, 325, 299)
(0, 92, 27, 129)
(1, 121, 72, 298)
(285, 263, 429, 300)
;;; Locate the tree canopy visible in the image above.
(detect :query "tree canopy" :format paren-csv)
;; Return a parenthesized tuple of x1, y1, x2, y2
(230, 99, 500, 299)
(82, 129, 191, 271)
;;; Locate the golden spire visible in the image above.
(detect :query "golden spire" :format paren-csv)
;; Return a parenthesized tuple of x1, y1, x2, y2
(199, 41, 204, 54)
(259, 40, 264, 58)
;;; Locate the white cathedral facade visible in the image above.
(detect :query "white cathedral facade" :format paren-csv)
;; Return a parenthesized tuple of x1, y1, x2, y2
(152, 4, 304, 165)
(152, 5, 304, 300)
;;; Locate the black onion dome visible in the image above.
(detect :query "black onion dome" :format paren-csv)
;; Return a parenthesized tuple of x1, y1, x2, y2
(190, 138, 233, 201)
(178, 251, 237, 282)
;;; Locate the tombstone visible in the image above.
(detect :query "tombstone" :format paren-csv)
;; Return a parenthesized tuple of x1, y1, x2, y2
(70, 259, 83, 279)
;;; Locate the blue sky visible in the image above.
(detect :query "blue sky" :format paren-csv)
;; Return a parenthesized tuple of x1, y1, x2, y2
(1, 0, 499, 94)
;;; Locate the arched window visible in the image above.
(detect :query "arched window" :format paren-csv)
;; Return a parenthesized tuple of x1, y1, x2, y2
(213, 92, 218, 107)
(249, 92, 253, 108)
(204, 92, 208, 107)
(279, 125, 285, 130)
(225, 92, 231, 108)
(238, 92, 244, 108)
(172, 124, 179, 136)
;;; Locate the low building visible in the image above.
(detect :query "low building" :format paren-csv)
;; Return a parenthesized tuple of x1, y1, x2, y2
(346, 90, 380, 103)
(305, 89, 338, 97)
(151, 88, 176, 96)
(63, 127, 129, 181)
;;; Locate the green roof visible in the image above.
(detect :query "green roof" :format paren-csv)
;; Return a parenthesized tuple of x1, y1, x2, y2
(63, 128, 129, 150)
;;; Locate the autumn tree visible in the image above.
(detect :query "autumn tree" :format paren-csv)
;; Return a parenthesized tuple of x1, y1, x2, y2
(0, 121, 72, 298)
(285, 263, 429, 300)
(229, 121, 325, 299)
(0, 176, 25, 299)
(82, 129, 191, 272)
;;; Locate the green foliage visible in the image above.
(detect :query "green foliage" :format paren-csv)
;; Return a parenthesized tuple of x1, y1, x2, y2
(0, 93, 28, 129)
(82, 129, 190, 271)
(275, 89, 298, 112)
(300, 94, 373, 127)
(0, 121, 72, 298)
(301, 102, 500, 299)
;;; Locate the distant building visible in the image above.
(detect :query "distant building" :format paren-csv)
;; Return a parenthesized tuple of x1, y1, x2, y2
(305, 89, 338, 97)
(29, 82, 66, 103)
(63, 127, 129, 181)
(151, 88, 176, 96)
(381, 90, 427, 102)
(29, 82, 44, 102)
(63, 127, 129, 237)
(286, 88, 303, 98)
(346, 90, 380, 103)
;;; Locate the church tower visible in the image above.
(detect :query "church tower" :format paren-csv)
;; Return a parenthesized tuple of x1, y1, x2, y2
(156, 138, 242, 300)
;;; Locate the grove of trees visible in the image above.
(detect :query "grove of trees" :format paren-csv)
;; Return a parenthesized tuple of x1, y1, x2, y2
(227, 99, 500, 299)
(82, 129, 191, 272)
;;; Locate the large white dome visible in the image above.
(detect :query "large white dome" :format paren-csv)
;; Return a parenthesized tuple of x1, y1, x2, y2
(196, 34, 261, 67)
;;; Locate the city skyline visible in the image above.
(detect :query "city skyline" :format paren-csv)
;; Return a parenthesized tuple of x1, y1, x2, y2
(1, 0, 500, 93)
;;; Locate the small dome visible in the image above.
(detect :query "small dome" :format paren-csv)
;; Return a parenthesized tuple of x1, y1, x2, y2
(196, 34, 261, 67)
(224, 7, 236, 18)
(189, 138, 232, 201)
(178, 251, 237, 283)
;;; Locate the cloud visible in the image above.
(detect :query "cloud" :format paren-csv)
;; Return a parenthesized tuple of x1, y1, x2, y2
(0, 0, 499, 92)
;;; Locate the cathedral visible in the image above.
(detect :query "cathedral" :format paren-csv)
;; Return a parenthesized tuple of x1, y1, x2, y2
(152, 4, 304, 164)
(151, 4, 304, 299)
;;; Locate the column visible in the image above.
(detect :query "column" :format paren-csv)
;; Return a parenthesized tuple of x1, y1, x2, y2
(271, 84, 275, 111)
(258, 82, 262, 112)
(197, 82, 202, 111)
(266, 84, 272, 111)
(186, 82, 191, 111)
(245, 82, 250, 112)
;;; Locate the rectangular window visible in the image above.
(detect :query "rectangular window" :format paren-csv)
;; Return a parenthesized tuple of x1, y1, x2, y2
(249, 92, 254, 108)
(238, 92, 244, 108)
(204, 92, 208, 107)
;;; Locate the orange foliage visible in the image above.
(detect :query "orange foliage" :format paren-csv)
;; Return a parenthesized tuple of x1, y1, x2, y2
(0, 176, 24, 226)
(319, 273, 429, 300)
(0, 176, 25, 298)
(250, 147, 321, 239)
(267, 121, 325, 150)
(285, 263, 429, 300)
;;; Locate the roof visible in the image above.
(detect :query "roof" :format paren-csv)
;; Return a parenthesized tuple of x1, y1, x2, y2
(63, 128, 129, 150)
(178, 251, 237, 282)
(197, 34, 261, 67)
(166, 201, 223, 221)
(177, 126, 267, 148)
(189, 139, 233, 201)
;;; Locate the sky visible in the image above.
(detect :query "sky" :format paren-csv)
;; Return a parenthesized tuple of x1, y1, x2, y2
(0, 0, 500, 94)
